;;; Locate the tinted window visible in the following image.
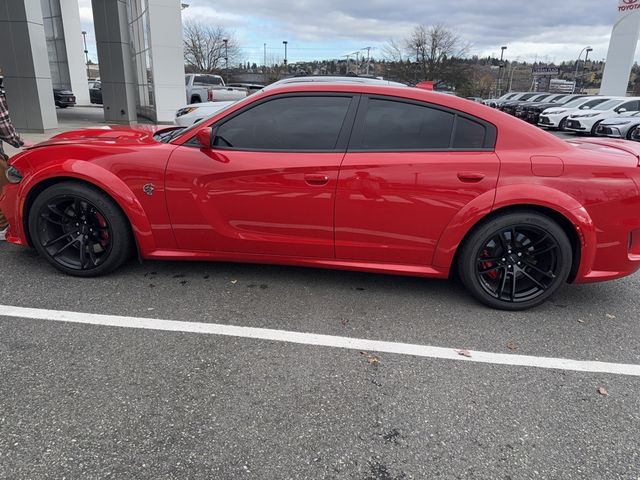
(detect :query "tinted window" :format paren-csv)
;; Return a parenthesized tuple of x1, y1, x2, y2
(215, 96, 352, 150)
(194, 75, 223, 86)
(618, 100, 640, 112)
(360, 99, 454, 150)
(453, 117, 486, 149)
(579, 98, 608, 109)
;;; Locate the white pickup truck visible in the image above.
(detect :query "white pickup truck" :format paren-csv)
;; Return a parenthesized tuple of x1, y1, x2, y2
(185, 74, 248, 103)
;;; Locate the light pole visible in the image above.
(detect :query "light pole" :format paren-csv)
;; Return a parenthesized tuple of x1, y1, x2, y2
(222, 38, 228, 83)
(497, 46, 507, 96)
(365, 46, 371, 75)
(573, 46, 592, 93)
(81, 31, 90, 79)
(283, 41, 288, 70)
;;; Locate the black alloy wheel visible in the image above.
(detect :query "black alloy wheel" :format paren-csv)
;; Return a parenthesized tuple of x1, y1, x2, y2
(458, 212, 572, 310)
(29, 182, 132, 277)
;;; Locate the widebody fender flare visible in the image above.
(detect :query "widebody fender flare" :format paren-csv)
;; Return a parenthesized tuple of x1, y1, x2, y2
(432, 184, 596, 278)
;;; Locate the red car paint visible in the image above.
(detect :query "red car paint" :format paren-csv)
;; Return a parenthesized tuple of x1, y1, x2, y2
(2, 83, 640, 285)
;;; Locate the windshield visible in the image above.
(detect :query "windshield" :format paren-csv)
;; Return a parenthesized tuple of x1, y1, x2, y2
(591, 99, 623, 111)
(518, 93, 538, 101)
(561, 97, 595, 109)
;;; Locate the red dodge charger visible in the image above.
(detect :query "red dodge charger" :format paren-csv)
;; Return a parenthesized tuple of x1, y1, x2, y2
(2, 82, 640, 310)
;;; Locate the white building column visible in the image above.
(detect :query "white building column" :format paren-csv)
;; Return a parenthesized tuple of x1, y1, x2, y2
(600, 1, 640, 96)
(58, 0, 90, 105)
(147, 0, 185, 123)
(0, 0, 58, 132)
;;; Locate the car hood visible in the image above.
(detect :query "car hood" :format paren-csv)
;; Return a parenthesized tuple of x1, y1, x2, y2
(29, 125, 171, 148)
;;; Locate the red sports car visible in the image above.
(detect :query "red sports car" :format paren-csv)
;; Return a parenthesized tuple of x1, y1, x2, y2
(2, 83, 640, 310)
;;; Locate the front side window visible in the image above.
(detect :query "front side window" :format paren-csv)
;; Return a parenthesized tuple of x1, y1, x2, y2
(360, 99, 455, 150)
(214, 96, 352, 151)
(580, 98, 609, 110)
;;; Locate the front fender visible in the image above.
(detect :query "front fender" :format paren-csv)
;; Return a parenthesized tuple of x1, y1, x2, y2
(18, 160, 156, 252)
(432, 184, 596, 280)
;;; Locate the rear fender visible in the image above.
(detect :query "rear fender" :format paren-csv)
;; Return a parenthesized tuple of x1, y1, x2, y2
(433, 185, 596, 280)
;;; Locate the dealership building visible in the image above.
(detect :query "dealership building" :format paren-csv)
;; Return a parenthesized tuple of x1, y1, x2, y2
(0, 0, 185, 131)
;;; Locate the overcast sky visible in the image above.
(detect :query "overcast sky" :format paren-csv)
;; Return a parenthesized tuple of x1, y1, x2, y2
(77, 0, 625, 65)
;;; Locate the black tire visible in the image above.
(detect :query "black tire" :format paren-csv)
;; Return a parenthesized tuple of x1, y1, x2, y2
(457, 211, 572, 310)
(190, 96, 201, 104)
(627, 126, 638, 140)
(590, 121, 602, 136)
(558, 117, 568, 131)
(28, 181, 133, 277)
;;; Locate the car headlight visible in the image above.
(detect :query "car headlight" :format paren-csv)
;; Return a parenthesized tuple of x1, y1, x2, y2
(6, 165, 23, 184)
(176, 106, 198, 118)
(607, 120, 632, 125)
(547, 109, 566, 115)
(579, 113, 599, 118)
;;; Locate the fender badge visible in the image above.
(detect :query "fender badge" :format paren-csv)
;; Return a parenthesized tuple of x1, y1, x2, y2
(143, 184, 155, 196)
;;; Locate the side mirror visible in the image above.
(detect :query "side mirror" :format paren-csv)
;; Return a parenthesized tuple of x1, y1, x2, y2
(195, 127, 212, 148)
(582, 106, 590, 110)
(617, 108, 627, 113)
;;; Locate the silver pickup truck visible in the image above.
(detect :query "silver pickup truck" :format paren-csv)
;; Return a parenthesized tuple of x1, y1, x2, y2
(185, 74, 248, 103)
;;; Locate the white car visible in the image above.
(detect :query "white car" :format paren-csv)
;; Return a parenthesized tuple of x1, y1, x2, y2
(174, 100, 237, 126)
(565, 97, 640, 135)
(538, 96, 612, 130)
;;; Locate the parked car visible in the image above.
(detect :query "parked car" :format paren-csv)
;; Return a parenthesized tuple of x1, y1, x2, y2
(483, 92, 522, 108)
(494, 92, 536, 109)
(594, 110, 640, 139)
(4, 82, 640, 311)
(53, 88, 76, 108)
(185, 74, 248, 104)
(500, 93, 554, 116)
(175, 100, 236, 126)
(89, 81, 102, 104)
(538, 96, 612, 130)
(519, 94, 585, 124)
(565, 97, 640, 135)
(228, 83, 265, 94)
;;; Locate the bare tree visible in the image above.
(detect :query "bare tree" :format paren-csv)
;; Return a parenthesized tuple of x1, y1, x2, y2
(183, 20, 242, 73)
(409, 24, 470, 81)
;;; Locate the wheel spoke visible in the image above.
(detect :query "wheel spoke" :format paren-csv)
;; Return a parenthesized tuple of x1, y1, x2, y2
(497, 270, 508, 298)
(47, 204, 72, 220)
(511, 228, 519, 249)
(88, 244, 99, 266)
(52, 236, 79, 257)
(531, 244, 558, 256)
(520, 269, 547, 291)
(524, 261, 555, 279)
(43, 231, 73, 247)
(79, 237, 87, 269)
(479, 264, 501, 274)
(41, 214, 66, 226)
(477, 256, 500, 263)
(510, 271, 517, 301)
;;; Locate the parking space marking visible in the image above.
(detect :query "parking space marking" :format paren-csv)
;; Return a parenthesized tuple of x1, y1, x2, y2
(1, 304, 639, 377)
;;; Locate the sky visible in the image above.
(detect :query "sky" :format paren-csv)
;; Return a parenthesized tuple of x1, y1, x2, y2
(76, 0, 626, 66)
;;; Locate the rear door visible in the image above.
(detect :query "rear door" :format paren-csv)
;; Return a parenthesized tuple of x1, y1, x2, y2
(335, 96, 500, 266)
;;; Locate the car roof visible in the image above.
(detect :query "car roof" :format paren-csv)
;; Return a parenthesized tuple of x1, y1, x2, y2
(265, 76, 408, 89)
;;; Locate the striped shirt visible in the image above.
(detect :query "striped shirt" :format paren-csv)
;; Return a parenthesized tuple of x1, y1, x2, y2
(0, 88, 23, 149)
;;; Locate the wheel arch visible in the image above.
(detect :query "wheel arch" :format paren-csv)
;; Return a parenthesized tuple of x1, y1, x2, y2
(22, 171, 155, 256)
(433, 188, 596, 283)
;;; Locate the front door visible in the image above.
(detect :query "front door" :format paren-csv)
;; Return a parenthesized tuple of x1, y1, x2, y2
(165, 94, 358, 258)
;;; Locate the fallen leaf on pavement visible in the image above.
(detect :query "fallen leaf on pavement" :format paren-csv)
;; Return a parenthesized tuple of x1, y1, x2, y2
(606, 314, 616, 319)
(597, 387, 609, 396)
(368, 356, 380, 365)
(506, 341, 517, 352)
(457, 349, 472, 358)
(231, 280, 237, 284)
(577, 319, 584, 324)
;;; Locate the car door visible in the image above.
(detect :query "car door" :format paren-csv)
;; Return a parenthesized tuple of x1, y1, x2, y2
(335, 96, 500, 266)
(165, 93, 358, 258)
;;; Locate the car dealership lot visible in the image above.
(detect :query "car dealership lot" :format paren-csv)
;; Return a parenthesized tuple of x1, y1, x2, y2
(1, 241, 640, 479)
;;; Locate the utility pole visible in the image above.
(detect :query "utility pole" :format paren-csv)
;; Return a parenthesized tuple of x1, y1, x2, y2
(365, 47, 371, 75)
(223, 38, 228, 83)
(263, 43, 267, 83)
(343, 54, 351, 75)
(81, 31, 90, 79)
(498, 46, 507, 96)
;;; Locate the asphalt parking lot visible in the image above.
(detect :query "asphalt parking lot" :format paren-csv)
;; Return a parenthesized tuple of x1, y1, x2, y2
(1, 236, 640, 479)
(1, 126, 639, 479)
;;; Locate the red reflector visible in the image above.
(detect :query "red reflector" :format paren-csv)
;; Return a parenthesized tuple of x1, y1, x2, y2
(207, 90, 214, 101)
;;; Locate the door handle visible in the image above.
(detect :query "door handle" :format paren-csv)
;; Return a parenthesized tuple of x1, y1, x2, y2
(304, 174, 330, 186)
(457, 172, 485, 182)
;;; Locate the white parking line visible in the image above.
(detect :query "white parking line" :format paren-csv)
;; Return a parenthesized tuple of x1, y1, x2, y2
(1, 304, 639, 377)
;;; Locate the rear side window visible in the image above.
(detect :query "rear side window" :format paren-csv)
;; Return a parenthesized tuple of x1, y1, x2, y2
(356, 98, 494, 151)
(361, 99, 454, 149)
(453, 117, 486, 149)
(214, 96, 352, 151)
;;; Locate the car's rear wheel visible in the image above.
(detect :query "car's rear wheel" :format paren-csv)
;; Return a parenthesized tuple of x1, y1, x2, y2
(29, 182, 133, 277)
(627, 126, 638, 140)
(458, 212, 572, 310)
(590, 120, 602, 136)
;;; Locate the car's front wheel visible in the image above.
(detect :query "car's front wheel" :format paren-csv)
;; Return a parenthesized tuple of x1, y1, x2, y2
(457, 211, 572, 310)
(29, 182, 133, 277)
(558, 117, 568, 130)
